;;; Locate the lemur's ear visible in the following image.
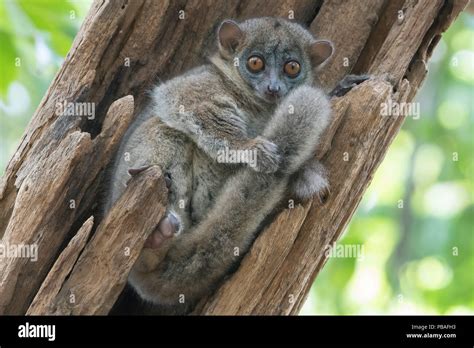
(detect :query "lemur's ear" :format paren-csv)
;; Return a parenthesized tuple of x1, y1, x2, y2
(309, 40, 334, 68)
(218, 20, 244, 55)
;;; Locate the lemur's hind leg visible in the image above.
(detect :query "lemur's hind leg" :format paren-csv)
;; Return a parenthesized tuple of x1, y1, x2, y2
(127, 85, 332, 308)
(107, 117, 194, 250)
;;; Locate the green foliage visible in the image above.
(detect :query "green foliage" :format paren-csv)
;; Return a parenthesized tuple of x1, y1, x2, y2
(17, 0, 78, 55)
(0, 29, 17, 93)
(0, 0, 91, 174)
(0, 1, 472, 315)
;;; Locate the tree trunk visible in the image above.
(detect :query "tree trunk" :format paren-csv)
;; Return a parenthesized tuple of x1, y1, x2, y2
(0, 0, 467, 315)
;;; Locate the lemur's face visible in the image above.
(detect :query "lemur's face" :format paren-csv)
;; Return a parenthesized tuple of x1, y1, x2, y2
(217, 18, 334, 104)
(238, 43, 308, 103)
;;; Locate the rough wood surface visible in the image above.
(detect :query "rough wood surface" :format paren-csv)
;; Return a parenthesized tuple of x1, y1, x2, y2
(28, 167, 167, 315)
(0, 0, 467, 315)
(27, 217, 95, 315)
(0, 95, 135, 314)
(311, 0, 386, 91)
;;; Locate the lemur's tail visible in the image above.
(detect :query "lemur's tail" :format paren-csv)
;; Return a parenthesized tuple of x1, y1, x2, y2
(263, 85, 331, 174)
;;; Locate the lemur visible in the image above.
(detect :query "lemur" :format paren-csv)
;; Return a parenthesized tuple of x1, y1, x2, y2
(105, 17, 336, 313)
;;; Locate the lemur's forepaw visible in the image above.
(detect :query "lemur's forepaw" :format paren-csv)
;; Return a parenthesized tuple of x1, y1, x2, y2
(144, 211, 181, 249)
(291, 161, 330, 203)
(251, 136, 281, 173)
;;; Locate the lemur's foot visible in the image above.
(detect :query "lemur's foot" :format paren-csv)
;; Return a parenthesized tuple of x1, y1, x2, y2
(144, 212, 181, 249)
(329, 74, 371, 97)
(291, 160, 330, 203)
(250, 136, 281, 173)
(128, 167, 177, 249)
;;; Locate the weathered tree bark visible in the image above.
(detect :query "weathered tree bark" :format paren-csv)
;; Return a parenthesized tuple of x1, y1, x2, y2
(0, 0, 467, 315)
(27, 166, 167, 315)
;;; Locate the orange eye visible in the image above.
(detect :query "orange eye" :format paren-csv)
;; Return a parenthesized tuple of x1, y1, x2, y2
(247, 56, 265, 73)
(284, 60, 301, 77)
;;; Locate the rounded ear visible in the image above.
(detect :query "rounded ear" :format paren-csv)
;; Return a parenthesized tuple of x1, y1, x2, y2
(218, 20, 244, 55)
(309, 40, 334, 68)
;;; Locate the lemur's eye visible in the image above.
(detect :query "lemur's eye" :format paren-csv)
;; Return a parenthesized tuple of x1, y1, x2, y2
(284, 60, 301, 78)
(247, 56, 265, 73)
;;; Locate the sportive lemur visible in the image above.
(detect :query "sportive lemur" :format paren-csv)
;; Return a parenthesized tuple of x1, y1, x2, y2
(105, 17, 335, 312)
(105, 17, 335, 313)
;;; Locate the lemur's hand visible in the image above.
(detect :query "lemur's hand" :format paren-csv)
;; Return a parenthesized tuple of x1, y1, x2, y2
(128, 168, 180, 250)
(248, 136, 281, 173)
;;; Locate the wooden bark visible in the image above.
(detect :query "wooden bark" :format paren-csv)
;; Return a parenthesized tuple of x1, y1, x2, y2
(0, 95, 136, 314)
(28, 166, 167, 315)
(27, 216, 95, 315)
(0, 0, 467, 315)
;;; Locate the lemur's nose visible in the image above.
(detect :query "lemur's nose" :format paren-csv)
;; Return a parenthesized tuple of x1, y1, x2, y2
(267, 84, 281, 94)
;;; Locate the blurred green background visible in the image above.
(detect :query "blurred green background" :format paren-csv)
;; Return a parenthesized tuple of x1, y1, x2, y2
(0, 0, 472, 315)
